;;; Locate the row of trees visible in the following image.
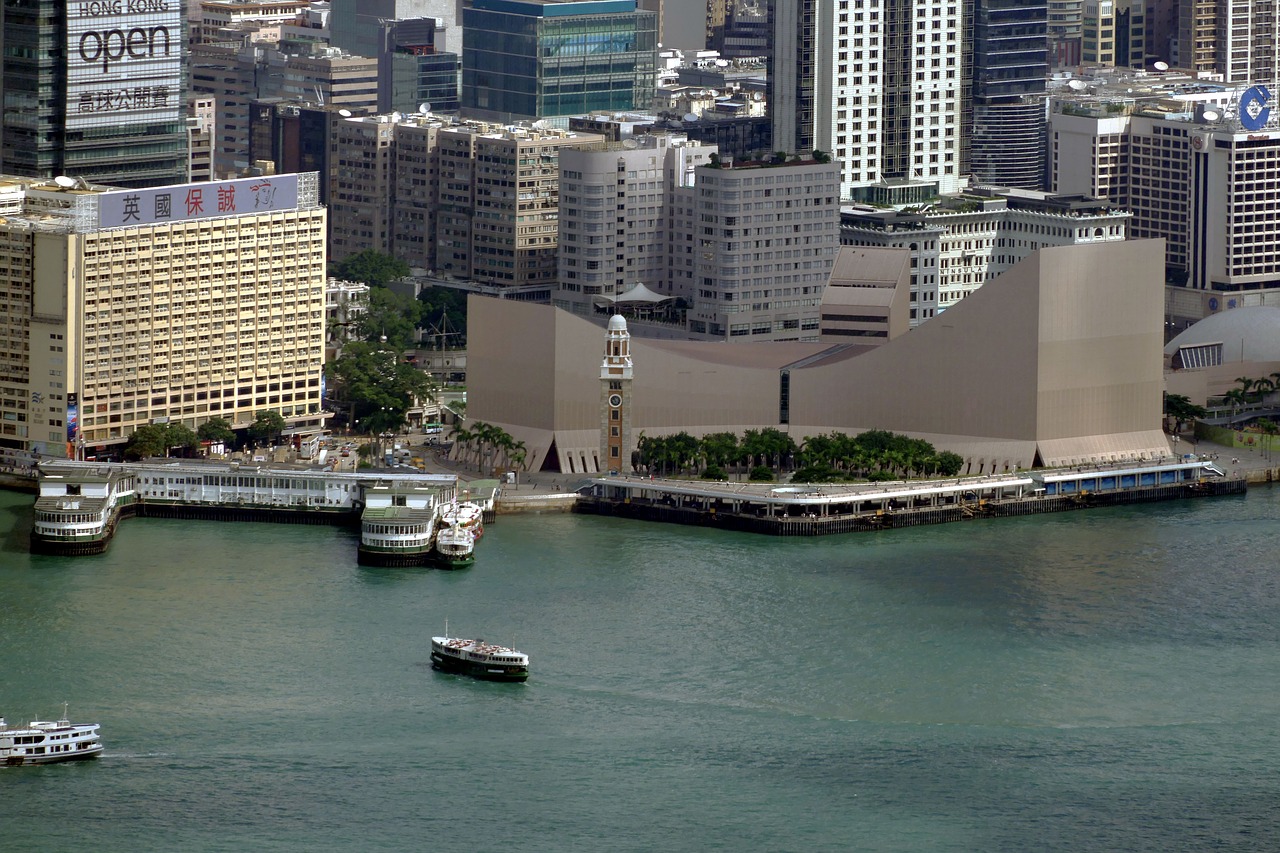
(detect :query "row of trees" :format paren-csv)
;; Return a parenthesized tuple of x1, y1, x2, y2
(448, 421, 527, 475)
(1218, 373, 1280, 414)
(633, 428, 965, 482)
(124, 412, 286, 460)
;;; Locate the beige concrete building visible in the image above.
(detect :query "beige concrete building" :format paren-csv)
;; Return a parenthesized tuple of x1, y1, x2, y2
(817, 247, 911, 345)
(0, 173, 327, 459)
(464, 240, 1170, 476)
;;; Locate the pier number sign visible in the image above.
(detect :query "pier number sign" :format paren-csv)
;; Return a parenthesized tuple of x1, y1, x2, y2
(66, 0, 183, 131)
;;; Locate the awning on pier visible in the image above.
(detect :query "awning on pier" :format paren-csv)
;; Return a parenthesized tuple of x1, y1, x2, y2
(1037, 430, 1173, 468)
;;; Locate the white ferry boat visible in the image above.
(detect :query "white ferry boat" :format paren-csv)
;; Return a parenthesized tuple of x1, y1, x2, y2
(438, 501, 484, 539)
(358, 485, 438, 567)
(433, 522, 476, 569)
(431, 634, 528, 682)
(1, 707, 103, 766)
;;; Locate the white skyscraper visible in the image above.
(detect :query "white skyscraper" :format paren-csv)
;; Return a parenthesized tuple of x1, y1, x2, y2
(770, 0, 966, 200)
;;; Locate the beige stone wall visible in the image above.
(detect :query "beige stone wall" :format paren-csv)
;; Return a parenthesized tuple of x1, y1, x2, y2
(466, 240, 1171, 473)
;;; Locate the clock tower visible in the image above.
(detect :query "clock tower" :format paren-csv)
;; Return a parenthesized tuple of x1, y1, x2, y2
(599, 314, 634, 474)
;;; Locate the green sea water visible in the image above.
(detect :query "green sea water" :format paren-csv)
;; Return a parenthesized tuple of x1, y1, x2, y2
(2, 487, 1279, 852)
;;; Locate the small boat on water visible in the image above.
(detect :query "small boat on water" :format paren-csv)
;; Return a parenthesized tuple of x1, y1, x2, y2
(433, 521, 476, 569)
(431, 632, 528, 682)
(1, 706, 103, 766)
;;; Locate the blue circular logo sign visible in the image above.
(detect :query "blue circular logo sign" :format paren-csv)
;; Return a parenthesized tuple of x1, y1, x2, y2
(1208, 297, 1219, 311)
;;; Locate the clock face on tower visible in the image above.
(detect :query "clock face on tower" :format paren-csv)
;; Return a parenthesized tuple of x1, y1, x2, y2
(609, 394, 623, 408)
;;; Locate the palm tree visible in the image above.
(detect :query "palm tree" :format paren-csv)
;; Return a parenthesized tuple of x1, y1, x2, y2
(1224, 388, 1248, 416)
(509, 440, 528, 474)
(448, 423, 473, 466)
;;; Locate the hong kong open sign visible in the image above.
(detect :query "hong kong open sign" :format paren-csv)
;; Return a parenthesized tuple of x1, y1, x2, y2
(65, 0, 184, 131)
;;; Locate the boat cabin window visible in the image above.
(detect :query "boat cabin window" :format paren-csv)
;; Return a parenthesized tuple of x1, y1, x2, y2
(67, 484, 81, 495)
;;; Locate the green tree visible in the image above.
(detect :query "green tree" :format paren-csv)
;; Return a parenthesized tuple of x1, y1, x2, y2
(197, 417, 236, 447)
(124, 424, 168, 460)
(357, 286, 424, 351)
(699, 432, 740, 473)
(249, 410, 287, 446)
(1223, 388, 1248, 416)
(934, 451, 965, 477)
(1164, 394, 1207, 433)
(333, 249, 410, 289)
(326, 341, 437, 433)
(417, 287, 469, 347)
(164, 423, 199, 457)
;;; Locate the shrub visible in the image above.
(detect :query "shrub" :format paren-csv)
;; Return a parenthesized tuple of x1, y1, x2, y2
(701, 465, 726, 480)
(748, 465, 775, 482)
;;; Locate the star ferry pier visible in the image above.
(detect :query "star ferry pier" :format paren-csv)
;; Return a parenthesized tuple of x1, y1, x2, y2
(576, 459, 1241, 536)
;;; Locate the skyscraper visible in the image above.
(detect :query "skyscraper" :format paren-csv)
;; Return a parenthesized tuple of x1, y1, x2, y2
(0, 0, 188, 187)
(770, 0, 966, 200)
(969, 0, 1049, 188)
(461, 0, 658, 124)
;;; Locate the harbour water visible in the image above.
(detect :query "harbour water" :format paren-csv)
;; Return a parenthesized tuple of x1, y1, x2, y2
(2, 486, 1279, 852)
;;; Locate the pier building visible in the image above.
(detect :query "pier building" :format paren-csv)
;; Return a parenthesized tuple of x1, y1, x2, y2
(576, 460, 1239, 537)
(30, 460, 464, 559)
(0, 173, 327, 461)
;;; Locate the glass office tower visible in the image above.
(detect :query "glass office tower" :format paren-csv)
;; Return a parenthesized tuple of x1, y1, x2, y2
(462, 0, 658, 123)
(0, 0, 188, 187)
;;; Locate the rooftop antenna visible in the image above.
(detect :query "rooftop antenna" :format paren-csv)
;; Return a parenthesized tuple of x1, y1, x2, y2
(53, 176, 76, 188)
(1153, 61, 1170, 72)
(419, 102, 431, 115)
(338, 108, 352, 118)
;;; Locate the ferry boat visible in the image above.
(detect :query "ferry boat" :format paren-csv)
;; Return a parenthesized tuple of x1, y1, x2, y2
(31, 467, 137, 555)
(357, 485, 438, 567)
(1, 707, 103, 766)
(433, 521, 476, 569)
(431, 634, 528, 682)
(438, 501, 484, 540)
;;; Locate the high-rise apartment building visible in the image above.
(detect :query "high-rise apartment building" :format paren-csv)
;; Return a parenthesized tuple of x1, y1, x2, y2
(1082, 0, 1146, 68)
(1173, 0, 1280, 83)
(435, 122, 604, 288)
(461, 0, 658, 124)
(555, 134, 717, 312)
(191, 42, 378, 177)
(0, 0, 189, 187)
(770, 0, 965, 200)
(0, 172, 327, 459)
(684, 157, 841, 341)
(969, 0, 1049, 189)
(1049, 92, 1280, 326)
(323, 112, 603, 287)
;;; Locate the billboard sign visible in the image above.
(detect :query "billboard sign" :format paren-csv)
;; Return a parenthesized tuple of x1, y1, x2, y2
(96, 174, 300, 228)
(66, 0, 184, 131)
(1239, 85, 1272, 132)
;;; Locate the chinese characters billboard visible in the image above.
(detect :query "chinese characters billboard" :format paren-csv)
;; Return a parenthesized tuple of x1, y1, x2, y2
(97, 174, 300, 228)
(66, 0, 184, 131)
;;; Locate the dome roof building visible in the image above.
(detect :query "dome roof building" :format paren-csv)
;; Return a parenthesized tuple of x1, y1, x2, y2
(1165, 307, 1280, 369)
